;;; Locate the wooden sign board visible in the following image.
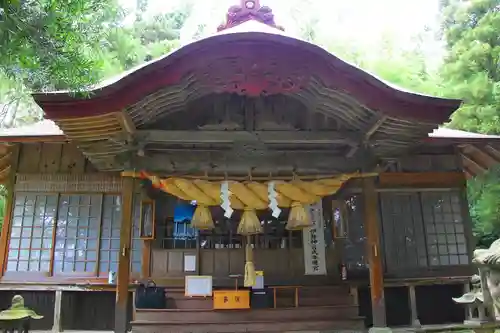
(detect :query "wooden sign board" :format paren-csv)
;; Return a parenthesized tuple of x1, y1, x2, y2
(213, 290, 250, 310)
(185, 276, 212, 297)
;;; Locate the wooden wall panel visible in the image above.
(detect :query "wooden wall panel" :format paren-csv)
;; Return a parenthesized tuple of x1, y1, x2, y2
(61, 291, 133, 331)
(378, 172, 466, 188)
(197, 248, 340, 283)
(254, 249, 289, 276)
(85, 158, 99, 173)
(129, 246, 339, 286)
(150, 249, 168, 276)
(288, 249, 305, 276)
(150, 249, 196, 278)
(200, 251, 215, 276)
(38, 143, 63, 173)
(398, 154, 461, 173)
(325, 247, 340, 279)
(229, 249, 245, 275)
(17, 143, 42, 173)
(167, 251, 183, 273)
(17, 142, 93, 174)
(60, 143, 86, 173)
(213, 251, 230, 277)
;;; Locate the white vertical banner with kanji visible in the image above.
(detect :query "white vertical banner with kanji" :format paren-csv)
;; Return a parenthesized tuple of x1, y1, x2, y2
(303, 201, 327, 275)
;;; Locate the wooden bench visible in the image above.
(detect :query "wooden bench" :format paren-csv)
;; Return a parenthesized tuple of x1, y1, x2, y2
(268, 286, 301, 308)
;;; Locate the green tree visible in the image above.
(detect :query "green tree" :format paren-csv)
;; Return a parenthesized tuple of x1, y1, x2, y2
(441, 0, 500, 134)
(468, 166, 500, 234)
(440, 0, 500, 236)
(1, 0, 123, 92)
(322, 32, 443, 97)
(0, 0, 125, 128)
(0, 1, 190, 127)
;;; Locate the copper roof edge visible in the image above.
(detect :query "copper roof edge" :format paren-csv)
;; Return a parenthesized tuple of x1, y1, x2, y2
(31, 23, 461, 110)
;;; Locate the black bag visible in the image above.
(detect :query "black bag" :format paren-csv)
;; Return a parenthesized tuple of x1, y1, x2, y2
(135, 280, 166, 309)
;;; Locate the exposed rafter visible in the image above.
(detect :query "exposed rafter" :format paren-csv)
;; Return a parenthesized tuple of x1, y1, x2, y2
(118, 149, 373, 176)
(483, 145, 500, 163)
(461, 153, 486, 175)
(133, 130, 360, 146)
(364, 115, 388, 142)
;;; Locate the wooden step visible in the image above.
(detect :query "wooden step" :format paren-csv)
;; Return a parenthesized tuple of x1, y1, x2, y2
(292, 285, 351, 297)
(160, 286, 354, 308)
(299, 294, 354, 307)
(165, 296, 213, 309)
(135, 305, 359, 322)
(131, 318, 365, 333)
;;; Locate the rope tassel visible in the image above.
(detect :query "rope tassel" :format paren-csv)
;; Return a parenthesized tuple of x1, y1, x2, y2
(286, 202, 312, 230)
(237, 208, 262, 235)
(190, 205, 214, 230)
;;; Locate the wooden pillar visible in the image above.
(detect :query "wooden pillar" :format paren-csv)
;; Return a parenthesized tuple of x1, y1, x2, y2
(52, 290, 62, 333)
(0, 144, 20, 275)
(115, 175, 134, 333)
(408, 285, 421, 327)
(363, 177, 386, 328)
(141, 240, 151, 279)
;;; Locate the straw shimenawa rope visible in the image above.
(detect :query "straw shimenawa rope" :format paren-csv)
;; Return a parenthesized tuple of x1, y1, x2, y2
(132, 171, 377, 232)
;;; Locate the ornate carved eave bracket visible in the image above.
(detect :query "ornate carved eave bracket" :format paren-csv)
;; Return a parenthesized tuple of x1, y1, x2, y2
(217, 0, 284, 32)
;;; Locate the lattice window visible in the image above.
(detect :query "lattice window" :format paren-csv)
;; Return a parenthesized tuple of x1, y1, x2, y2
(380, 193, 428, 271)
(7, 194, 57, 272)
(6, 192, 143, 276)
(421, 191, 469, 266)
(53, 194, 101, 273)
(98, 195, 122, 275)
(198, 215, 302, 250)
(199, 218, 240, 249)
(380, 190, 470, 271)
(254, 218, 302, 249)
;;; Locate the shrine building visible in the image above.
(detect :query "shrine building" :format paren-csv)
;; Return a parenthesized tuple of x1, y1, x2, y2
(0, 1, 499, 332)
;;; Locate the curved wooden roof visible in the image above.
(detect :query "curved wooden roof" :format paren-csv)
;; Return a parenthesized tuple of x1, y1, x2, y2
(28, 1, 465, 173)
(33, 21, 460, 123)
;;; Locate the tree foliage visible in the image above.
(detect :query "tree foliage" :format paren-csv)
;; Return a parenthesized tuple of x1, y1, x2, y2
(0, 0, 188, 128)
(441, 0, 500, 133)
(439, 0, 500, 237)
(0, 0, 122, 91)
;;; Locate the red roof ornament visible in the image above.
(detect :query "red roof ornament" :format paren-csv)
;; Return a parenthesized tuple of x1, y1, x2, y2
(217, 0, 284, 32)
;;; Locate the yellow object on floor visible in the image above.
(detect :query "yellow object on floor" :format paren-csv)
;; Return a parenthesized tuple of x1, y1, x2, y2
(213, 290, 250, 310)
